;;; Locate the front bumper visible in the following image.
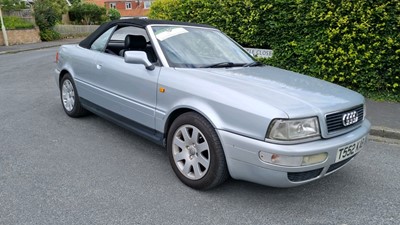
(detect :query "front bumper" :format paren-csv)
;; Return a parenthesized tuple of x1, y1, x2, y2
(217, 119, 371, 187)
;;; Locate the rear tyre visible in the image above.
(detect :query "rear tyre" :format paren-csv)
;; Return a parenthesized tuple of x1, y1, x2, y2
(167, 112, 229, 190)
(60, 73, 88, 117)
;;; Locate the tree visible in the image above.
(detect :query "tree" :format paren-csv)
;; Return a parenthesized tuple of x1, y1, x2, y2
(0, 0, 27, 11)
(70, 0, 81, 5)
(108, 8, 120, 21)
(34, 0, 68, 41)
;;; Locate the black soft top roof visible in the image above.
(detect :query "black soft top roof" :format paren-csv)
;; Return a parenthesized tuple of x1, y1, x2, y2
(79, 19, 215, 49)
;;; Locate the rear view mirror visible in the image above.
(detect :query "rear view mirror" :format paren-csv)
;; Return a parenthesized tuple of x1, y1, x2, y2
(124, 51, 155, 71)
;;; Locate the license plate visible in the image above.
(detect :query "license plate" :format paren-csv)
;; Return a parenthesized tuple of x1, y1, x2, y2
(335, 136, 366, 163)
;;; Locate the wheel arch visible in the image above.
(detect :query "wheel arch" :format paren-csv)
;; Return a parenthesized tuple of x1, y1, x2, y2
(59, 69, 71, 87)
(163, 105, 224, 142)
(164, 108, 193, 137)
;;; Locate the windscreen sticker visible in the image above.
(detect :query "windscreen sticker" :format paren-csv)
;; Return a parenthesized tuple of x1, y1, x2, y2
(155, 27, 188, 41)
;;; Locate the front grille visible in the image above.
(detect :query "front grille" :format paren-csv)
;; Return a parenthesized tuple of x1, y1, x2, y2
(326, 105, 364, 133)
(288, 168, 323, 182)
(327, 155, 355, 173)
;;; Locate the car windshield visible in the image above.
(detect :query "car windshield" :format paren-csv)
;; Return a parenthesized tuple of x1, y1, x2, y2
(151, 26, 255, 68)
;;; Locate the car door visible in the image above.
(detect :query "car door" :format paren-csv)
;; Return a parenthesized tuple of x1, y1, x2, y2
(72, 27, 117, 98)
(79, 25, 160, 130)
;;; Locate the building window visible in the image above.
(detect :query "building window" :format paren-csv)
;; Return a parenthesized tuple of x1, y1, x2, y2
(125, 2, 132, 10)
(109, 3, 116, 9)
(144, 0, 152, 9)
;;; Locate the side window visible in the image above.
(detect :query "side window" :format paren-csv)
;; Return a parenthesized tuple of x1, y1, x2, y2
(90, 26, 117, 52)
(94, 25, 158, 63)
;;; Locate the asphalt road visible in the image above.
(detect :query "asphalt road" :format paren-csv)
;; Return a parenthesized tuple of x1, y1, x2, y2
(0, 48, 399, 225)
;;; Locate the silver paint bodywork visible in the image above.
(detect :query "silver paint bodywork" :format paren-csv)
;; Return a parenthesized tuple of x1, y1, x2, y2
(55, 24, 371, 187)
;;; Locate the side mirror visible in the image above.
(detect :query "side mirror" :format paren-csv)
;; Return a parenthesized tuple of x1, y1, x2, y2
(124, 51, 155, 71)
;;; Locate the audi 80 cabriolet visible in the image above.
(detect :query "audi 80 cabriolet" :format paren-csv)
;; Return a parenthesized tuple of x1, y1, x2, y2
(55, 19, 371, 189)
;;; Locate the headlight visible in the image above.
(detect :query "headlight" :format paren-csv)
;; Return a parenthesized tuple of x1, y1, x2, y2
(266, 117, 321, 142)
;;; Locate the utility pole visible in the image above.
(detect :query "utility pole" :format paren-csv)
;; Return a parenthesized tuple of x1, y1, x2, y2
(0, 5, 9, 46)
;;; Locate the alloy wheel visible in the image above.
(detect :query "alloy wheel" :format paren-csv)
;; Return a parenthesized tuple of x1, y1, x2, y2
(62, 79, 75, 112)
(172, 125, 211, 180)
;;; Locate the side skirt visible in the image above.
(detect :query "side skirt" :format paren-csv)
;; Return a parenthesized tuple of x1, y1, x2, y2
(80, 98, 164, 146)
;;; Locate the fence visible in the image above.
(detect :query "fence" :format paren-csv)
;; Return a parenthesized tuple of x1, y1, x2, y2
(54, 25, 100, 37)
(3, 9, 35, 24)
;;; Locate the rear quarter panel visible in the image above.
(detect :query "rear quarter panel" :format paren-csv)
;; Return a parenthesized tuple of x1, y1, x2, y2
(56, 45, 96, 86)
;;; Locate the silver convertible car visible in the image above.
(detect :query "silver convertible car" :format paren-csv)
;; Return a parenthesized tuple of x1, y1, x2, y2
(55, 19, 371, 189)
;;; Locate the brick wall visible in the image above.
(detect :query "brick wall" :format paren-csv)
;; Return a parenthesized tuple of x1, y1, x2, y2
(84, 0, 105, 7)
(105, 1, 150, 17)
(0, 28, 41, 46)
(83, 0, 151, 17)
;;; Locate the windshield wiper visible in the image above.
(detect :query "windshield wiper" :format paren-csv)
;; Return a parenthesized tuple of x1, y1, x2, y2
(243, 61, 264, 67)
(202, 62, 246, 68)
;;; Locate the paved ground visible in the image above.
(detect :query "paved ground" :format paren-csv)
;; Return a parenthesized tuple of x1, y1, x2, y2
(366, 99, 400, 141)
(366, 100, 400, 129)
(0, 46, 399, 225)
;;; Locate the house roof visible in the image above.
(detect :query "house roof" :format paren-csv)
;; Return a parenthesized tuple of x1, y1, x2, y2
(79, 19, 214, 49)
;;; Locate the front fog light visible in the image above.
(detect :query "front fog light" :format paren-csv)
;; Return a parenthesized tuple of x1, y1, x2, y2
(259, 151, 327, 167)
(301, 153, 328, 166)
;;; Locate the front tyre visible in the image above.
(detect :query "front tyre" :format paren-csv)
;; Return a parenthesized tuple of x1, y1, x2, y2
(60, 73, 88, 117)
(167, 112, 229, 190)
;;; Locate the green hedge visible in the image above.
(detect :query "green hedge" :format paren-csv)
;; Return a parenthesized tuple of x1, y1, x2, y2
(149, 0, 256, 48)
(69, 3, 107, 25)
(149, 0, 400, 99)
(39, 28, 61, 41)
(0, 16, 35, 29)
